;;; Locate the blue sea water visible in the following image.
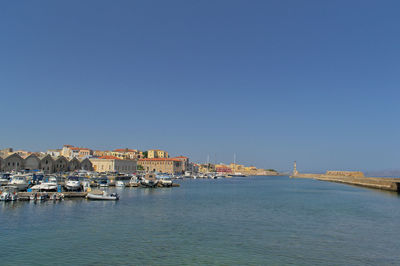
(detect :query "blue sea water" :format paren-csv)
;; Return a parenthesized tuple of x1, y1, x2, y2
(1, 176, 400, 265)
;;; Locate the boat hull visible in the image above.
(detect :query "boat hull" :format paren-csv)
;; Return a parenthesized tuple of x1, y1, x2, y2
(86, 193, 119, 200)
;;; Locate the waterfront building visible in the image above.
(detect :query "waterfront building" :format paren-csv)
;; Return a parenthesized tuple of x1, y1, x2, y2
(147, 149, 169, 159)
(89, 156, 137, 173)
(198, 164, 216, 173)
(93, 150, 107, 157)
(78, 148, 92, 158)
(46, 149, 61, 157)
(2, 153, 24, 172)
(54, 156, 69, 172)
(79, 158, 93, 171)
(138, 158, 183, 174)
(69, 157, 81, 171)
(215, 165, 232, 173)
(39, 154, 55, 172)
(0, 153, 93, 173)
(24, 154, 41, 171)
(111, 148, 143, 160)
(61, 145, 93, 159)
(174, 156, 190, 172)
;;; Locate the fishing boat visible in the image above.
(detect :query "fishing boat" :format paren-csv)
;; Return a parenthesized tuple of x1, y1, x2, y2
(65, 176, 81, 191)
(86, 190, 119, 200)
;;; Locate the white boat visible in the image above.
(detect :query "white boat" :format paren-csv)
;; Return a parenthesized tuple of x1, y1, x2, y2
(86, 190, 119, 200)
(31, 176, 58, 191)
(115, 181, 126, 187)
(65, 176, 81, 191)
(0, 173, 11, 186)
(216, 173, 226, 178)
(0, 186, 18, 201)
(157, 174, 173, 187)
(140, 173, 159, 188)
(115, 175, 131, 187)
(228, 173, 246, 177)
(9, 175, 29, 191)
(184, 171, 192, 178)
(129, 175, 138, 185)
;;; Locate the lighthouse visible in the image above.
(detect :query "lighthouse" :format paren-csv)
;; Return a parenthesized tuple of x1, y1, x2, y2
(293, 161, 298, 176)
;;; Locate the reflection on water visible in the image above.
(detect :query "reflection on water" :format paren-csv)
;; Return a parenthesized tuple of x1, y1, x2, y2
(2, 176, 400, 265)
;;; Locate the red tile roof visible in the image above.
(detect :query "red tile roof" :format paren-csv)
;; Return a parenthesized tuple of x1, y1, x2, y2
(114, 148, 136, 152)
(99, 156, 121, 160)
(139, 158, 181, 162)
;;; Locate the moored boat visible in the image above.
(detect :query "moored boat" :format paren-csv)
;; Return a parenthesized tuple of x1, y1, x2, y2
(9, 174, 29, 191)
(140, 173, 159, 188)
(31, 176, 58, 191)
(65, 176, 81, 191)
(86, 190, 119, 200)
(0, 186, 18, 201)
(0, 173, 11, 186)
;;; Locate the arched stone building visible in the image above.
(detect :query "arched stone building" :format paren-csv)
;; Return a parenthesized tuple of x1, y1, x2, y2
(80, 158, 93, 171)
(39, 155, 55, 173)
(0, 153, 93, 173)
(54, 156, 69, 172)
(69, 157, 81, 171)
(24, 154, 41, 170)
(3, 153, 24, 172)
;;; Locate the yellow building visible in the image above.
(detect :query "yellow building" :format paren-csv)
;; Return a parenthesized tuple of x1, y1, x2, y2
(147, 149, 169, 159)
(110, 149, 142, 160)
(90, 156, 137, 173)
(138, 158, 183, 174)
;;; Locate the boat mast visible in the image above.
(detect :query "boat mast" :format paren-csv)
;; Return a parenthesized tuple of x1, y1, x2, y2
(234, 153, 236, 174)
(207, 154, 210, 173)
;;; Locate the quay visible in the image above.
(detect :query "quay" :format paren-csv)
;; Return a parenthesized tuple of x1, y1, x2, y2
(17, 192, 88, 200)
(15, 183, 180, 200)
(291, 170, 400, 192)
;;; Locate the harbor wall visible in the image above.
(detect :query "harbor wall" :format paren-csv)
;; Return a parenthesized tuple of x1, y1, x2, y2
(291, 171, 400, 192)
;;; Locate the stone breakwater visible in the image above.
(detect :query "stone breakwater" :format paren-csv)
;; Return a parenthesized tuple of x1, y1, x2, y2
(291, 171, 400, 192)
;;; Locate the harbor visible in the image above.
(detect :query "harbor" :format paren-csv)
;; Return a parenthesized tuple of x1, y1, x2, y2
(3, 175, 400, 265)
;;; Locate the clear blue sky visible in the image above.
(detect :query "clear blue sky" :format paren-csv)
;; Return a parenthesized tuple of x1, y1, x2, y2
(1, 0, 399, 172)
